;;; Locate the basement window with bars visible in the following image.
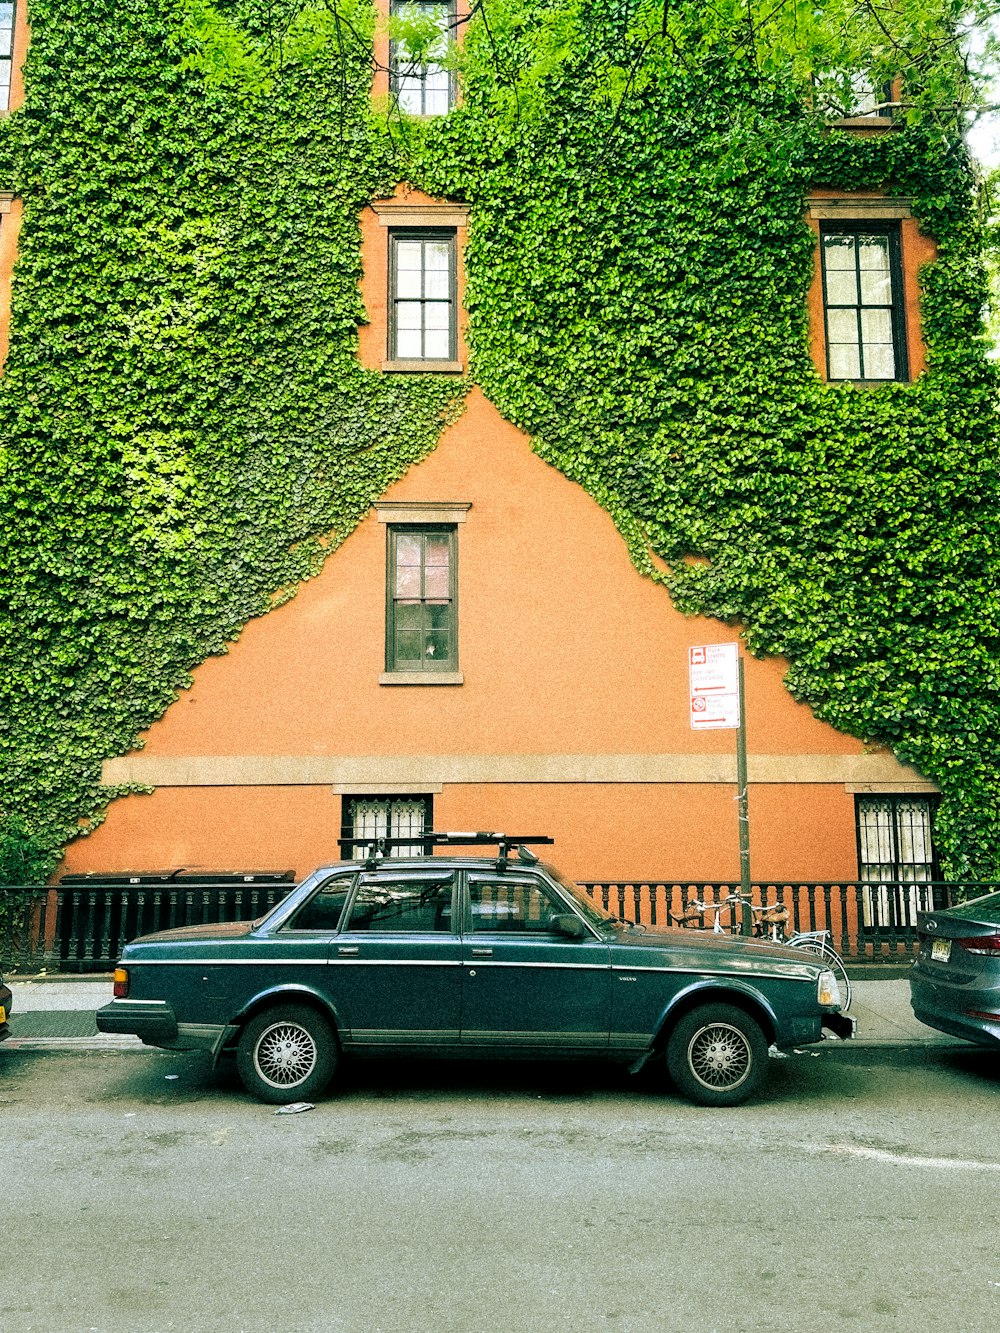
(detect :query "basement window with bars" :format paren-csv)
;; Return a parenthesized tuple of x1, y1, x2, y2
(856, 795, 939, 931)
(343, 795, 433, 858)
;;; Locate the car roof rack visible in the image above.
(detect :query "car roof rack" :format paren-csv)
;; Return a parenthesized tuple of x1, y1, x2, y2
(337, 831, 554, 872)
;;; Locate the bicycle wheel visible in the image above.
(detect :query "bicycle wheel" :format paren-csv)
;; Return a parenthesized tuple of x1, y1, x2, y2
(789, 938, 852, 1012)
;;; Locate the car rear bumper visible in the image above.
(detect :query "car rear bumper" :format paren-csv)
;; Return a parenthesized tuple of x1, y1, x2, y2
(910, 972, 1000, 1047)
(97, 999, 179, 1044)
(97, 999, 232, 1054)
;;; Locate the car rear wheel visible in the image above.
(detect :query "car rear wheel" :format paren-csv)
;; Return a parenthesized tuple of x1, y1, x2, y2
(666, 1003, 768, 1107)
(237, 1005, 337, 1104)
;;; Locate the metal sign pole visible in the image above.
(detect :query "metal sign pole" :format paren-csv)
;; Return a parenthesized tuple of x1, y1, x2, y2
(736, 654, 752, 931)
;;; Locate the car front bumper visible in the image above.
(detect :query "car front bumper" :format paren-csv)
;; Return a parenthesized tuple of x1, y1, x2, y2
(821, 1011, 856, 1040)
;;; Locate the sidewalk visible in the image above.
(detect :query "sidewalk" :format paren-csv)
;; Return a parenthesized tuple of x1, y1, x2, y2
(0, 973, 959, 1050)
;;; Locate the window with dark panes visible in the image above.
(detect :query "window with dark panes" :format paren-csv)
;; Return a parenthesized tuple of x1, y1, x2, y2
(0, 3, 15, 111)
(387, 526, 456, 671)
(343, 795, 433, 857)
(820, 223, 907, 381)
(390, 230, 456, 361)
(856, 795, 940, 932)
(390, 1, 453, 116)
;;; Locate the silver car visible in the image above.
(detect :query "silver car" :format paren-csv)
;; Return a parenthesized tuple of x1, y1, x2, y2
(911, 891, 1000, 1045)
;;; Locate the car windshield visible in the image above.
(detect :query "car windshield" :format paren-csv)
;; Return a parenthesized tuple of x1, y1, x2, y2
(544, 866, 621, 930)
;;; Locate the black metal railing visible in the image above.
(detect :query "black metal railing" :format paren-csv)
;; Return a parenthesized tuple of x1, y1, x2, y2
(3, 877, 998, 972)
(579, 881, 1000, 961)
(0, 875, 294, 973)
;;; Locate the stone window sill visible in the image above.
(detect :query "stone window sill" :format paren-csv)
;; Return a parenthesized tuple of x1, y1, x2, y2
(380, 671, 464, 686)
(824, 116, 898, 131)
(826, 378, 911, 389)
(381, 359, 464, 374)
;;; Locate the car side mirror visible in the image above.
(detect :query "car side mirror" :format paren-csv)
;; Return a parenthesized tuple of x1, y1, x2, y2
(549, 913, 588, 939)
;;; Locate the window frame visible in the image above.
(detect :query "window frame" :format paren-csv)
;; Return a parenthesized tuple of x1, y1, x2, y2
(0, 1, 16, 113)
(388, 227, 458, 364)
(819, 220, 908, 383)
(385, 524, 458, 675)
(389, 0, 456, 117)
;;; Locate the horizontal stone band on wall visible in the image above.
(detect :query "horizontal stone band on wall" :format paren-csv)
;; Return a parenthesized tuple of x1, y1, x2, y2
(100, 752, 936, 789)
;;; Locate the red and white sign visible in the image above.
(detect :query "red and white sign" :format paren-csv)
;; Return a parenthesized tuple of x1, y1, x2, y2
(689, 643, 740, 730)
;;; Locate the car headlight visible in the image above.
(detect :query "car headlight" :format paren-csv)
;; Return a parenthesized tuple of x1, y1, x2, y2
(818, 969, 841, 1009)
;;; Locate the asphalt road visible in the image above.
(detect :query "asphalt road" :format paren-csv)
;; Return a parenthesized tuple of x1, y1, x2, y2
(2, 1044, 998, 1333)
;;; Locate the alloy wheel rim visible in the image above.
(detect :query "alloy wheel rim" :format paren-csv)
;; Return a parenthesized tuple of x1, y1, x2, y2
(254, 1021, 317, 1087)
(688, 1022, 752, 1090)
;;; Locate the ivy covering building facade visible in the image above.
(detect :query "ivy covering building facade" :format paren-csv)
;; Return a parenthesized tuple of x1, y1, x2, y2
(0, 0, 997, 879)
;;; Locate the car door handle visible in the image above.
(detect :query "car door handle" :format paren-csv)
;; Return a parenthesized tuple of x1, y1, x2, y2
(337, 946, 360, 956)
(470, 947, 493, 958)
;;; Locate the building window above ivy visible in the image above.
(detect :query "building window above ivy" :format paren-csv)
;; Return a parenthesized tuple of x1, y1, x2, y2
(0, 3, 15, 111)
(390, 1, 454, 116)
(820, 222, 907, 381)
(814, 71, 894, 122)
(390, 229, 457, 362)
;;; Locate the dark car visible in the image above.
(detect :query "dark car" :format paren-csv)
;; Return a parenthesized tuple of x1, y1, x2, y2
(0, 971, 11, 1042)
(910, 890, 1000, 1046)
(97, 834, 853, 1107)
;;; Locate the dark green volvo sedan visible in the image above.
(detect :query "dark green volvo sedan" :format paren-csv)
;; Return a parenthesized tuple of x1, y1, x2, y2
(97, 835, 853, 1106)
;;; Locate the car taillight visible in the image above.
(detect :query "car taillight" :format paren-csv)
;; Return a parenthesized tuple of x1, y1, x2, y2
(956, 934, 1000, 956)
(113, 967, 129, 998)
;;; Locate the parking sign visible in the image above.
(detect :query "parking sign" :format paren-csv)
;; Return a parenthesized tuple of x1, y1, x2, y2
(689, 643, 740, 730)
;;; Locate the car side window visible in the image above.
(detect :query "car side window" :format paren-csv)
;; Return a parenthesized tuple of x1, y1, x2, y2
(284, 877, 354, 932)
(468, 876, 565, 933)
(343, 874, 455, 933)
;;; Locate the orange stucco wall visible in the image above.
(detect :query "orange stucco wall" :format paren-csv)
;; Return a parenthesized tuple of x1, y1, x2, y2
(806, 191, 935, 381)
(60, 390, 921, 884)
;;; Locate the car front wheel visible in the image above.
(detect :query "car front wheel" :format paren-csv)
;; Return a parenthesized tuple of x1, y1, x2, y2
(236, 1004, 337, 1104)
(666, 1003, 768, 1107)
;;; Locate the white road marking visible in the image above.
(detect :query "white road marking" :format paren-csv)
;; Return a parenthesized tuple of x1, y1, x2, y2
(820, 1143, 1000, 1172)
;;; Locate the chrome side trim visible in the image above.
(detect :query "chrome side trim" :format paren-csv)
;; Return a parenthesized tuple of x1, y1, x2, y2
(126, 958, 461, 968)
(345, 1029, 461, 1044)
(460, 1030, 607, 1046)
(461, 961, 609, 972)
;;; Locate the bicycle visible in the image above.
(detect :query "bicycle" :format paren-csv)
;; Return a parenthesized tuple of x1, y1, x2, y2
(670, 892, 852, 1011)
